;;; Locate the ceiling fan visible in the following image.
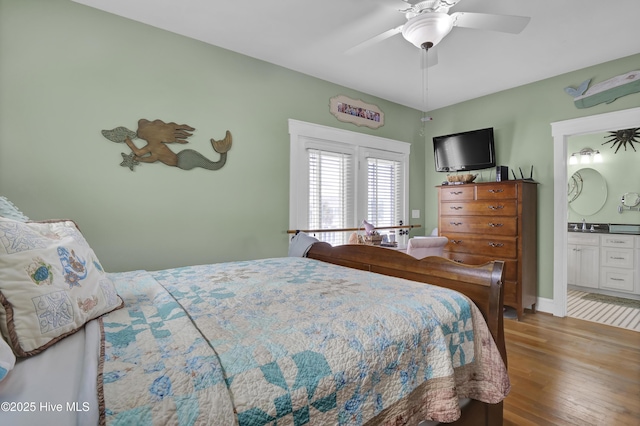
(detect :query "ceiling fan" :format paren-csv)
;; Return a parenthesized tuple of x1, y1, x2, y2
(347, 0, 531, 55)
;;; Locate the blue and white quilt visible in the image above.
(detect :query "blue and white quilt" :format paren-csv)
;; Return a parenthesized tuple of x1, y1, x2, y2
(99, 257, 509, 425)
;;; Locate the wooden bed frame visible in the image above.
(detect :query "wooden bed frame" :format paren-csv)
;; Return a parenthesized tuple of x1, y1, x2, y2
(306, 242, 507, 426)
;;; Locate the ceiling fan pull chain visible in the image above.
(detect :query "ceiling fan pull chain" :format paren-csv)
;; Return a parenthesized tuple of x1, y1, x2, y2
(421, 45, 433, 125)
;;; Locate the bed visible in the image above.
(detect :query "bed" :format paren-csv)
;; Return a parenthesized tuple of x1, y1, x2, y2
(0, 217, 509, 426)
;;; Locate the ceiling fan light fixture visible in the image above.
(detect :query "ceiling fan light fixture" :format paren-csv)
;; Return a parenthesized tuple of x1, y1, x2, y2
(401, 12, 454, 49)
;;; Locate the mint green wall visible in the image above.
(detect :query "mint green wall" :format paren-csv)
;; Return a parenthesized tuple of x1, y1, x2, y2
(0, 0, 424, 271)
(424, 53, 640, 299)
(567, 132, 640, 224)
(2, 0, 639, 303)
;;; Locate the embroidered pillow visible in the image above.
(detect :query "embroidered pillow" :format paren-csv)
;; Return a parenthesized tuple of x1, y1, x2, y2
(0, 217, 124, 357)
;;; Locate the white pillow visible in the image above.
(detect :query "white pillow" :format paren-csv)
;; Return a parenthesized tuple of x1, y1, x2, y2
(0, 217, 123, 357)
(0, 337, 15, 381)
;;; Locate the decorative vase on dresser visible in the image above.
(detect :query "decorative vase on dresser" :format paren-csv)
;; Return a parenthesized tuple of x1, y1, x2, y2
(437, 180, 538, 320)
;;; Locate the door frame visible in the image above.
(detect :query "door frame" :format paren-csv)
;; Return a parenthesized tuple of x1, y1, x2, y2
(551, 106, 640, 317)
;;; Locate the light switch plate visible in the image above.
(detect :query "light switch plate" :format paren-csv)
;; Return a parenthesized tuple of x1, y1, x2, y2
(411, 209, 420, 219)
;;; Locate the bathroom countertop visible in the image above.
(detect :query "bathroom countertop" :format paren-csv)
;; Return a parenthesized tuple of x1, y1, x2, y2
(567, 222, 640, 235)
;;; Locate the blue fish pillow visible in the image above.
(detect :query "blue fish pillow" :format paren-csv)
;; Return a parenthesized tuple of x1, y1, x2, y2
(0, 217, 124, 357)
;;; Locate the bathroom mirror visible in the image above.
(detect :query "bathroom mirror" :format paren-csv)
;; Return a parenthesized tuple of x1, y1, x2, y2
(567, 172, 583, 203)
(568, 167, 607, 215)
(621, 192, 640, 207)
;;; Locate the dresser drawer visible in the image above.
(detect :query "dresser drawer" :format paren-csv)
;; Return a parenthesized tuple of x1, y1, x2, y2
(439, 186, 475, 201)
(600, 268, 635, 292)
(601, 247, 635, 269)
(476, 184, 517, 200)
(445, 233, 517, 258)
(445, 251, 518, 282)
(441, 200, 517, 216)
(441, 216, 518, 236)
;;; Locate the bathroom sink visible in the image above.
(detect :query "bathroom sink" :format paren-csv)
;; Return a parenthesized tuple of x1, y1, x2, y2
(567, 223, 640, 234)
(567, 223, 609, 233)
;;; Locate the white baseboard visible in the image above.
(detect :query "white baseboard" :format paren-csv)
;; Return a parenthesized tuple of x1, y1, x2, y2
(534, 297, 556, 315)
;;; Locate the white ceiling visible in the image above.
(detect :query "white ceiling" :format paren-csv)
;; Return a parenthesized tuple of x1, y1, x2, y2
(72, 0, 640, 111)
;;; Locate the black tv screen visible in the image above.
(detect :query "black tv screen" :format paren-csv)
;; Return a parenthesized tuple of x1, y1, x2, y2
(433, 127, 496, 172)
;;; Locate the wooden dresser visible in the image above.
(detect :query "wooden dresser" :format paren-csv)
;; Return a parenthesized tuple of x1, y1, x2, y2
(437, 180, 538, 320)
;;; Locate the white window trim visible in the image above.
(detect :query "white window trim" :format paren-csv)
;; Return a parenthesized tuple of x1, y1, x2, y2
(289, 119, 410, 233)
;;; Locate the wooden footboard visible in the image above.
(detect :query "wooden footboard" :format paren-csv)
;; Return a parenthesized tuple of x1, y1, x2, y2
(306, 242, 507, 426)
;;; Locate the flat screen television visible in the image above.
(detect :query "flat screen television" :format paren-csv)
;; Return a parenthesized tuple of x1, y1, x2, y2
(433, 127, 496, 172)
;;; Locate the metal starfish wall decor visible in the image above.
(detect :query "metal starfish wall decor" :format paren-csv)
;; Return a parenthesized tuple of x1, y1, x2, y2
(602, 128, 639, 153)
(101, 119, 232, 171)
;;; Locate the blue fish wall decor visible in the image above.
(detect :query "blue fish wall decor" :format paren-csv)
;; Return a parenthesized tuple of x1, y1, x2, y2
(564, 70, 640, 109)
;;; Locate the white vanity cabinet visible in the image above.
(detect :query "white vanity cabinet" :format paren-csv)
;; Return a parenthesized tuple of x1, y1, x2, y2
(600, 234, 636, 293)
(568, 232, 639, 297)
(567, 233, 600, 289)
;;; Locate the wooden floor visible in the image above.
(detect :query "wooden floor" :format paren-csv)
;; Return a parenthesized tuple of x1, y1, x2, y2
(502, 312, 640, 426)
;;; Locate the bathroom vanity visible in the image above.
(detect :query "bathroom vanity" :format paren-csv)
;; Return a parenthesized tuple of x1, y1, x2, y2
(567, 223, 640, 299)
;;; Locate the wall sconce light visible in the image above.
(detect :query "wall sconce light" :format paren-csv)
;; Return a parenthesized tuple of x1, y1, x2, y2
(569, 147, 602, 165)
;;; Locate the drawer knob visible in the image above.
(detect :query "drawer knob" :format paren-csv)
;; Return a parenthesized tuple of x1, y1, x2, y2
(450, 191, 463, 195)
(488, 205, 504, 210)
(489, 242, 504, 247)
(453, 259, 464, 263)
(610, 277, 624, 282)
(488, 189, 504, 193)
(488, 223, 504, 227)
(450, 206, 463, 210)
(610, 256, 625, 260)
(450, 239, 462, 244)
(450, 222, 463, 226)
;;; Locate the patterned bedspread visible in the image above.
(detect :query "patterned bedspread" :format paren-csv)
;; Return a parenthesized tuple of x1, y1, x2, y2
(99, 257, 509, 425)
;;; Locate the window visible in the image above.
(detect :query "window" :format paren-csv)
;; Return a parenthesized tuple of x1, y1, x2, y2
(366, 155, 404, 229)
(289, 119, 409, 245)
(307, 148, 354, 245)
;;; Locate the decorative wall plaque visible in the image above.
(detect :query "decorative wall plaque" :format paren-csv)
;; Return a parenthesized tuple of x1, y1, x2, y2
(564, 70, 640, 109)
(329, 95, 384, 129)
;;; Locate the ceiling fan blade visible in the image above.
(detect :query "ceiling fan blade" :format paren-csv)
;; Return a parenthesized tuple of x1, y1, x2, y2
(345, 25, 403, 55)
(451, 12, 531, 34)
